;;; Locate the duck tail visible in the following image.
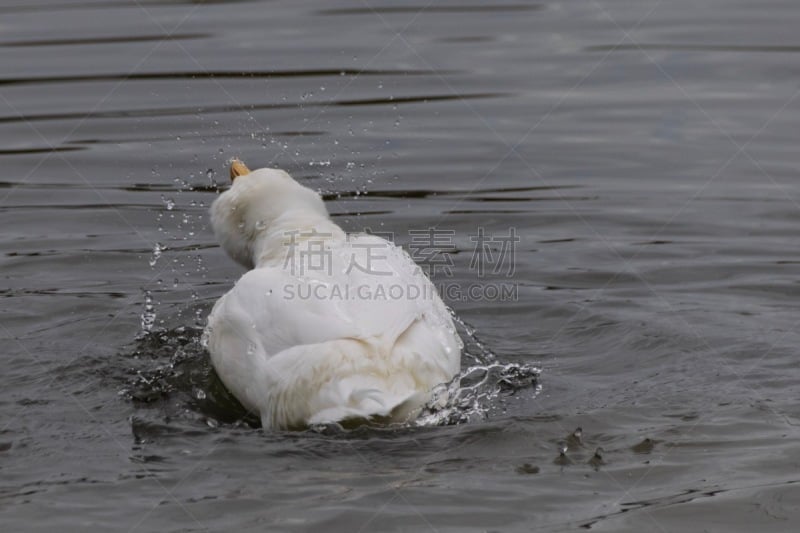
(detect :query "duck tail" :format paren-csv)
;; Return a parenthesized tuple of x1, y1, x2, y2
(307, 386, 426, 426)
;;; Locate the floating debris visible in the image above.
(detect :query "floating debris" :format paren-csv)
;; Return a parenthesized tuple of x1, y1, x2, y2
(553, 440, 572, 466)
(588, 447, 605, 469)
(516, 463, 540, 475)
(631, 438, 657, 454)
(566, 426, 583, 449)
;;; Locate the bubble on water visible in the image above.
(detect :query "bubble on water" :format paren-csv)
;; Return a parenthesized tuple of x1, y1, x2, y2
(161, 195, 175, 211)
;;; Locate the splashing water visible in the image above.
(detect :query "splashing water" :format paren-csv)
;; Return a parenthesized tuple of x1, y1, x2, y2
(416, 361, 541, 426)
(148, 242, 164, 267)
(139, 290, 157, 335)
(415, 313, 541, 427)
(133, 166, 540, 430)
(124, 313, 541, 430)
(161, 195, 175, 211)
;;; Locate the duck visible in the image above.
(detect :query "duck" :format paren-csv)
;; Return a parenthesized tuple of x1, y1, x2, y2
(204, 160, 463, 430)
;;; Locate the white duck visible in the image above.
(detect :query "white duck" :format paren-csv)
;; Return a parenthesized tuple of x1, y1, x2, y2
(205, 160, 462, 430)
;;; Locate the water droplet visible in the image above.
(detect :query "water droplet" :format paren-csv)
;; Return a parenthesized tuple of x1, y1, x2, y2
(149, 243, 164, 267)
(140, 290, 156, 334)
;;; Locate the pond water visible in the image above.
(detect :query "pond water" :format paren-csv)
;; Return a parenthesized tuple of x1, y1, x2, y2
(2, 0, 800, 531)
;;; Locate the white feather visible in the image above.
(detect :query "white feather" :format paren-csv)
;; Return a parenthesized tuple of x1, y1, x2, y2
(205, 167, 462, 429)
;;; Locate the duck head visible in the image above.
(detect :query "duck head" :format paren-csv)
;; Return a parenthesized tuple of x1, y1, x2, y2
(210, 160, 329, 269)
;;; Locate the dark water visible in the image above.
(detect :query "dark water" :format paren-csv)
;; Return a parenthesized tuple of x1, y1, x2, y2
(3, 0, 800, 531)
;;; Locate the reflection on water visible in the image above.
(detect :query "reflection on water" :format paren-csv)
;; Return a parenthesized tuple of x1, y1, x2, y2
(3, 0, 800, 531)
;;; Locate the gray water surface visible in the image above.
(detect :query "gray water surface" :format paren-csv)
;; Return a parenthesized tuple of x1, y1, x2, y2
(3, 0, 800, 531)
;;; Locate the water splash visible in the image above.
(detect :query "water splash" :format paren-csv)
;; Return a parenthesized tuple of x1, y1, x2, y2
(123, 326, 257, 426)
(161, 195, 175, 211)
(139, 290, 157, 335)
(124, 319, 540, 430)
(414, 313, 541, 426)
(416, 362, 541, 426)
(148, 242, 165, 267)
(144, 171, 214, 329)
(132, 164, 539, 430)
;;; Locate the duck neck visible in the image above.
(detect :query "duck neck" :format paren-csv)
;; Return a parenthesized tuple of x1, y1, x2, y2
(251, 211, 344, 269)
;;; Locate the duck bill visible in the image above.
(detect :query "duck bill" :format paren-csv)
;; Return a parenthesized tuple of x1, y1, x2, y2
(230, 159, 251, 181)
